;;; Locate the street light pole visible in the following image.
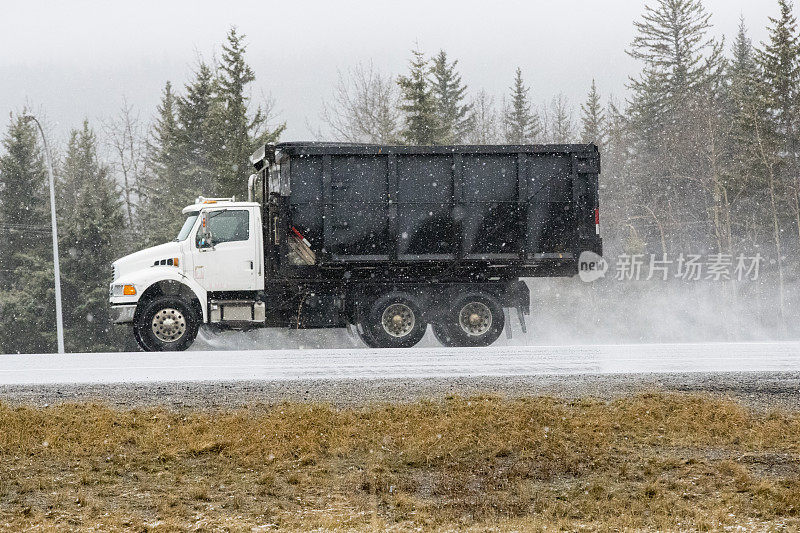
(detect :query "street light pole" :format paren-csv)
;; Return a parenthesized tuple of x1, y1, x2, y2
(22, 114, 65, 354)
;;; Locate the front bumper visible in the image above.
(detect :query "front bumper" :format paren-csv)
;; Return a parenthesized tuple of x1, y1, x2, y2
(110, 304, 137, 324)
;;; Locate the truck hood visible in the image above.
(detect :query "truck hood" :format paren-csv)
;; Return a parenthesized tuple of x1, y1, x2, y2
(112, 242, 183, 281)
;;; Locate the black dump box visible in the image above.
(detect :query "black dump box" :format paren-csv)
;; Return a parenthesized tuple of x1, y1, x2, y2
(253, 142, 601, 280)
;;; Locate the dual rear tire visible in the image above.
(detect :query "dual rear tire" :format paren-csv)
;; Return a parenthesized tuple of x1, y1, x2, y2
(432, 293, 505, 348)
(358, 292, 428, 349)
(356, 290, 505, 349)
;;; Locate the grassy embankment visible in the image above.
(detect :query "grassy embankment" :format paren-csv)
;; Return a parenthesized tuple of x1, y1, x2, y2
(1, 393, 799, 531)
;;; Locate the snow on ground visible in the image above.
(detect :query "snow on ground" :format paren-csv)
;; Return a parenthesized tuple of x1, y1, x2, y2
(1, 341, 800, 386)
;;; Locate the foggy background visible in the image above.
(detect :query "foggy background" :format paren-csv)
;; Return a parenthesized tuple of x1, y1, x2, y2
(2, 0, 798, 353)
(0, 0, 778, 144)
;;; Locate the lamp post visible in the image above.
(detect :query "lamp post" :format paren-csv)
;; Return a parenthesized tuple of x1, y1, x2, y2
(22, 114, 65, 354)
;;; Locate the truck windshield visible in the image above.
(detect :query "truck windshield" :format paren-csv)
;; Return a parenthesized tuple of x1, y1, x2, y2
(176, 212, 199, 241)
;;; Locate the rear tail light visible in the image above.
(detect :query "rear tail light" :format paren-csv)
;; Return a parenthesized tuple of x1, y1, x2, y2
(594, 208, 600, 235)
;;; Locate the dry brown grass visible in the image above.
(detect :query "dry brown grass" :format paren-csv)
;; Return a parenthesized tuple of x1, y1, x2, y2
(1, 393, 799, 531)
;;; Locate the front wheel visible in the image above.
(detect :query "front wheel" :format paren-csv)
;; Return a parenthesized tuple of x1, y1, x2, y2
(133, 295, 199, 352)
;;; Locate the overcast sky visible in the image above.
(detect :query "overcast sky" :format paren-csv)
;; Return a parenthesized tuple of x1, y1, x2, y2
(0, 0, 784, 146)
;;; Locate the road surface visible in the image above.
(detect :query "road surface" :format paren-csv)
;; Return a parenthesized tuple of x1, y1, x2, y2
(1, 342, 800, 385)
(1, 342, 799, 409)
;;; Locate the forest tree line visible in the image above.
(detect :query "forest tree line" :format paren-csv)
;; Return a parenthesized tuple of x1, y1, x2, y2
(2, 0, 800, 353)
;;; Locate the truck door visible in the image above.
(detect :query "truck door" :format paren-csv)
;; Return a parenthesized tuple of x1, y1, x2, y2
(192, 207, 258, 292)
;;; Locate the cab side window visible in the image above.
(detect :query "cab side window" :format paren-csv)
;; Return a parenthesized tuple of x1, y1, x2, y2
(198, 210, 250, 247)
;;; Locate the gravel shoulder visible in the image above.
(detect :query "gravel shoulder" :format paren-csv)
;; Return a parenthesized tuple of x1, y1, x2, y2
(1, 371, 799, 411)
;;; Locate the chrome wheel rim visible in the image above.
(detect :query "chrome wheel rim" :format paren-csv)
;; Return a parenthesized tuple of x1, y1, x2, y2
(381, 303, 415, 338)
(458, 302, 492, 336)
(151, 308, 186, 343)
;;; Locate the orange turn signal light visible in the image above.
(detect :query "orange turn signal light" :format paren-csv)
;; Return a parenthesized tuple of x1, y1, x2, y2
(123, 285, 137, 296)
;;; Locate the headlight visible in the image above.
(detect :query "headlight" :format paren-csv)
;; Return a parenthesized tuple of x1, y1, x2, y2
(111, 284, 137, 296)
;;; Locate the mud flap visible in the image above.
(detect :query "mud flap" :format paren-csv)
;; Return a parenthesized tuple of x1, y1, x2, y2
(516, 306, 528, 334)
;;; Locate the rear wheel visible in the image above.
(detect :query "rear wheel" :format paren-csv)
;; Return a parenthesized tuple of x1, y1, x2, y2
(360, 292, 427, 348)
(134, 295, 199, 352)
(434, 292, 505, 348)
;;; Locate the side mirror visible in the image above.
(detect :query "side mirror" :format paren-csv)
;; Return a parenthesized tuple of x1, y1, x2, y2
(197, 212, 215, 250)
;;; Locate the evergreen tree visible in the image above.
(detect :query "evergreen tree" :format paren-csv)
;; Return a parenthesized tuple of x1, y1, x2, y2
(580, 80, 607, 148)
(58, 121, 125, 353)
(625, 0, 727, 253)
(139, 81, 187, 245)
(756, 0, 800, 148)
(0, 114, 49, 285)
(398, 47, 440, 145)
(430, 50, 472, 144)
(503, 68, 540, 144)
(0, 113, 56, 353)
(755, 0, 800, 256)
(627, 0, 725, 136)
(178, 62, 216, 195)
(730, 17, 759, 92)
(724, 17, 765, 213)
(213, 27, 285, 197)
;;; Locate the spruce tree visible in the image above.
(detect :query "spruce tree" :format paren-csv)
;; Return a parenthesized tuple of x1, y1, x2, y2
(213, 27, 285, 197)
(178, 62, 216, 195)
(725, 18, 764, 204)
(503, 68, 540, 144)
(580, 80, 606, 148)
(626, 0, 726, 253)
(727, 16, 761, 141)
(0, 114, 56, 353)
(397, 47, 439, 145)
(0, 114, 49, 285)
(756, 0, 800, 249)
(58, 121, 125, 352)
(756, 0, 800, 147)
(627, 0, 724, 136)
(430, 50, 472, 144)
(139, 81, 187, 245)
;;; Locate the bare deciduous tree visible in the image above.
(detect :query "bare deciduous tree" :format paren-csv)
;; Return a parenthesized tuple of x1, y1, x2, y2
(320, 62, 401, 143)
(102, 98, 146, 226)
(467, 90, 500, 144)
(547, 93, 575, 144)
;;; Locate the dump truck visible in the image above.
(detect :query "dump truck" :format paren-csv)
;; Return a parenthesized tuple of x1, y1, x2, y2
(109, 142, 602, 351)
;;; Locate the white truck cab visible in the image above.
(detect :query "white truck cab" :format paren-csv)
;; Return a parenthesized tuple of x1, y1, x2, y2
(109, 196, 264, 350)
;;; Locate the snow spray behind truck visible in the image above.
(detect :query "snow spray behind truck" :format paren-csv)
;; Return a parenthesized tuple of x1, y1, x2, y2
(109, 142, 602, 351)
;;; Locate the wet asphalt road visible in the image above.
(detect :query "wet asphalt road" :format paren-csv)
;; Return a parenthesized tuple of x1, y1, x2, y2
(1, 342, 799, 409)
